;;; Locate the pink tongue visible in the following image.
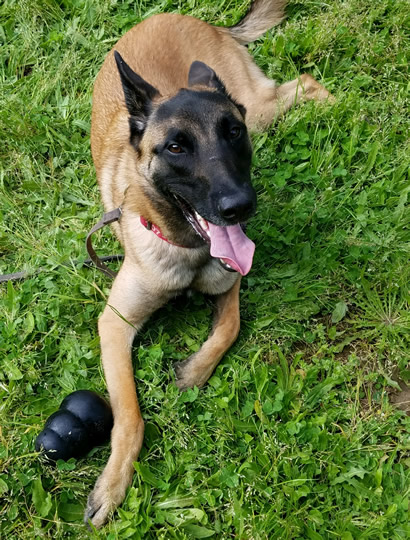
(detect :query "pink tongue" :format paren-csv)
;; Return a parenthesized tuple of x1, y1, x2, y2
(208, 223, 255, 276)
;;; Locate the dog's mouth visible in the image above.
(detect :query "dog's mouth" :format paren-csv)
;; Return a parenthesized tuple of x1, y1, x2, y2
(175, 196, 255, 276)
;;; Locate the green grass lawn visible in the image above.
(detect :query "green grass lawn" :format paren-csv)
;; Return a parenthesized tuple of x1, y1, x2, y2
(0, 0, 409, 538)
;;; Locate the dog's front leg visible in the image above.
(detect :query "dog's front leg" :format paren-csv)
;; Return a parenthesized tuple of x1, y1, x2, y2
(84, 260, 168, 529)
(174, 278, 241, 390)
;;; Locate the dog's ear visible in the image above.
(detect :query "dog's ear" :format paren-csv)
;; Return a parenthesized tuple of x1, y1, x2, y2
(188, 61, 246, 118)
(114, 51, 160, 143)
(188, 61, 226, 93)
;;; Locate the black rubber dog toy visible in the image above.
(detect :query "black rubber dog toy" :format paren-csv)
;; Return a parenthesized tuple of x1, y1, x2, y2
(35, 390, 113, 462)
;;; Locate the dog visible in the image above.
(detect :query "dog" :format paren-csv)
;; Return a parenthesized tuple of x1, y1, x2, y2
(85, 0, 332, 528)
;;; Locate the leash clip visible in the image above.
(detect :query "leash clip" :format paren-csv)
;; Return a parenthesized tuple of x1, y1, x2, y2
(86, 207, 122, 278)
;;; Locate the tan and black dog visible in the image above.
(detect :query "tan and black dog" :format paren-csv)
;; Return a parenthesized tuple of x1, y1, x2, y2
(86, 0, 332, 527)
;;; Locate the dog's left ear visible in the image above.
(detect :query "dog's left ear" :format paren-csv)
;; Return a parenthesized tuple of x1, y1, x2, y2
(188, 61, 246, 118)
(114, 51, 160, 143)
(188, 61, 226, 93)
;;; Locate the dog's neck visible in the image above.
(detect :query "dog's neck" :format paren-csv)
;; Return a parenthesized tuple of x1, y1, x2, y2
(139, 216, 190, 248)
(124, 180, 206, 249)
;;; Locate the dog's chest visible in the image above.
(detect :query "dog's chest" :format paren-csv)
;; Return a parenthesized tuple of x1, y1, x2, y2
(123, 213, 238, 295)
(191, 260, 239, 296)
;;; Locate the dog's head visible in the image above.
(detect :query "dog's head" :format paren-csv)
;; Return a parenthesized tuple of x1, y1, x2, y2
(115, 52, 257, 273)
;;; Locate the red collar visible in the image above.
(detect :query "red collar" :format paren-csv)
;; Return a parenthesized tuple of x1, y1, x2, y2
(140, 216, 188, 248)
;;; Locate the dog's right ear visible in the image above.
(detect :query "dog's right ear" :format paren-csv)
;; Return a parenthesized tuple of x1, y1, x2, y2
(114, 51, 160, 143)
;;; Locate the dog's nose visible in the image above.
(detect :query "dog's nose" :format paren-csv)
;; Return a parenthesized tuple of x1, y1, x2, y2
(218, 192, 256, 223)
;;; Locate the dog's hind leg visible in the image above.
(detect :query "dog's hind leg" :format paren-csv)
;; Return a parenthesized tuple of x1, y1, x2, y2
(245, 73, 333, 131)
(274, 74, 333, 116)
(174, 278, 241, 390)
(84, 260, 169, 529)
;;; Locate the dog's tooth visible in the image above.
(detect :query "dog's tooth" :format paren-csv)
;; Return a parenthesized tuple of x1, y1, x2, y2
(194, 211, 209, 232)
(220, 259, 232, 269)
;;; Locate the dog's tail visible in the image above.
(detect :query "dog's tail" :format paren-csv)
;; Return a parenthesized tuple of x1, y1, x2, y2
(228, 0, 287, 44)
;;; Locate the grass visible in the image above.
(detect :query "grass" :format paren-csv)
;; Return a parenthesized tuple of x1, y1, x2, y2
(0, 0, 409, 538)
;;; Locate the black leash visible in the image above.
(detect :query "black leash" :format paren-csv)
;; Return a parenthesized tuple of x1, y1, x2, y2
(1, 209, 123, 284)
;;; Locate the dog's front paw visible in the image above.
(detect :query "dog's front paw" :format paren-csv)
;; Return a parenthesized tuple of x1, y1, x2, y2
(174, 356, 211, 391)
(174, 359, 193, 391)
(84, 471, 128, 529)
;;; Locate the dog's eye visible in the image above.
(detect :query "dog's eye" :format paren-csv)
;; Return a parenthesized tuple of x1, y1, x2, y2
(168, 143, 184, 154)
(230, 126, 242, 139)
